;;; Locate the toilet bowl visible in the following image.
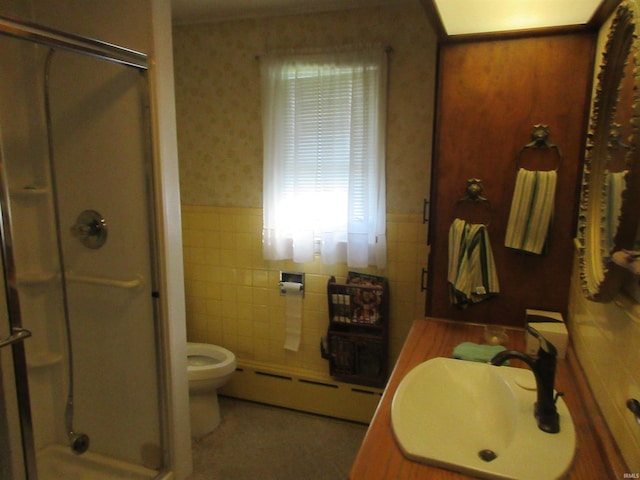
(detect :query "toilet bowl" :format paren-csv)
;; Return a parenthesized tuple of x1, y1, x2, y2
(187, 342, 236, 437)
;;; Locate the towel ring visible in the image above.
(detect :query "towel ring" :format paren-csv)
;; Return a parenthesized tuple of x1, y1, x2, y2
(516, 124, 562, 171)
(453, 179, 493, 226)
(608, 123, 631, 173)
(609, 123, 631, 150)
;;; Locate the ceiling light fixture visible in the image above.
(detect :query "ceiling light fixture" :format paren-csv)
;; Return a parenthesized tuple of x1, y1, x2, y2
(431, 0, 606, 36)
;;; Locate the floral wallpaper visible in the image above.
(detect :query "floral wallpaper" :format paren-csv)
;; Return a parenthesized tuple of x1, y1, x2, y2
(173, 2, 436, 214)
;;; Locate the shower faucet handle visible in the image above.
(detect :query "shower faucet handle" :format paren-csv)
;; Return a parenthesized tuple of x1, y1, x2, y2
(71, 223, 93, 236)
(70, 209, 107, 249)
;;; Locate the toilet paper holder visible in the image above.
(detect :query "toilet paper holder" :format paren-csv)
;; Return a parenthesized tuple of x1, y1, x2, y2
(279, 271, 305, 297)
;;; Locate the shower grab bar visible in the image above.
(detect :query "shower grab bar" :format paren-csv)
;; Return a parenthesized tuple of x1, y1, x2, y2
(66, 272, 144, 290)
(16, 271, 144, 289)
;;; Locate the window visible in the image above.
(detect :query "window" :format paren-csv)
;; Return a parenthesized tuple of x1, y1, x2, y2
(260, 48, 388, 268)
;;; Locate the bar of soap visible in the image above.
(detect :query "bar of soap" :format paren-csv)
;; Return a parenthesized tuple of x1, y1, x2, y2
(452, 342, 507, 363)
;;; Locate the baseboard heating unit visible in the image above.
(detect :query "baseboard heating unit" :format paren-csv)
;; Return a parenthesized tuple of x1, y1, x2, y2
(218, 360, 383, 424)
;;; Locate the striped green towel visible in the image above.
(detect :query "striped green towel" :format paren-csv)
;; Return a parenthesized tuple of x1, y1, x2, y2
(448, 218, 499, 308)
(505, 168, 557, 255)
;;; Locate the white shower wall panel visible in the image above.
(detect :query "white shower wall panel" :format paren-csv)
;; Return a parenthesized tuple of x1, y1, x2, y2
(26, 365, 66, 450)
(45, 50, 161, 466)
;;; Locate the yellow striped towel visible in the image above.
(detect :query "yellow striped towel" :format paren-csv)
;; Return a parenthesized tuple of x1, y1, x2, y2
(504, 168, 557, 255)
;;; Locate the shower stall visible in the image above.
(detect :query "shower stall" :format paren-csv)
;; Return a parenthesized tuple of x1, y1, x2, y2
(0, 10, 189, 480)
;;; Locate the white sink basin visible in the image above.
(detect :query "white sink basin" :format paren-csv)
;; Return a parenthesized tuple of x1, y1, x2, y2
(391, 357, 576, 480)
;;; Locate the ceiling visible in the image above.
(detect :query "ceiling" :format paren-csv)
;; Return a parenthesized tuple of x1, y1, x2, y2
(172, 0, 619, 41)
(171, 0, 414, 25)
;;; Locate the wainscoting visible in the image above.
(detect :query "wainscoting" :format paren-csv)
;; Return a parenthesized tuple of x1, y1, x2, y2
(182, 205, 427, 385)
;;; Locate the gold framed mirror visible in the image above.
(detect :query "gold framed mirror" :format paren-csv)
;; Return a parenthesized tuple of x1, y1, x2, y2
(578, 0, 640, 302)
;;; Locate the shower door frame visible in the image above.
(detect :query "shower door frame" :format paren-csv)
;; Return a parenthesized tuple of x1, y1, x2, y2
(0, 137, 37, 479)
(0, 14, 167, 479)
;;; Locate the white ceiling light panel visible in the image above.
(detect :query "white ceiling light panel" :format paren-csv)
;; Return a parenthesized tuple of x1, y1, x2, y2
(434, 0, 603, 35)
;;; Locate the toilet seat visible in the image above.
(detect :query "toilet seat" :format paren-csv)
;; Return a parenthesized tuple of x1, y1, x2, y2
(187, 343, 236, 380)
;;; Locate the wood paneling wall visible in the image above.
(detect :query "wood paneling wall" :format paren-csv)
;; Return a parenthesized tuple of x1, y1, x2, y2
(427, 33, 596, 326)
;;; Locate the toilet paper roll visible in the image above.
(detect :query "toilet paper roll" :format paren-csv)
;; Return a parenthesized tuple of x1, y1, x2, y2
(282, 282, 303, 352)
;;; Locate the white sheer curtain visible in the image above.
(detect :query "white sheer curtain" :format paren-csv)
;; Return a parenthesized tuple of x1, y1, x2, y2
(261, 48, 388, 268)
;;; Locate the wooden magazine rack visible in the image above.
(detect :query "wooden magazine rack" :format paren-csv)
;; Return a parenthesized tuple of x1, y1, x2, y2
(326, 272, 389, 387)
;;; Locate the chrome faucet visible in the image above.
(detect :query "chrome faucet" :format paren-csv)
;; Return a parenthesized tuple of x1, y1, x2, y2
(490, 326, 562, 434)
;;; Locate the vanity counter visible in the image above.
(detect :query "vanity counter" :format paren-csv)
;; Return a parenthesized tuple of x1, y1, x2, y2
(349, 317, 626, 479)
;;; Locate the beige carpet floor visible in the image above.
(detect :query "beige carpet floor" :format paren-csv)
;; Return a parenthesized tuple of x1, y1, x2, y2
(188, 396, 368, 480)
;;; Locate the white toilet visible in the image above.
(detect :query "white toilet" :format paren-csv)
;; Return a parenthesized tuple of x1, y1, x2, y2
(187, 342, 236, 437)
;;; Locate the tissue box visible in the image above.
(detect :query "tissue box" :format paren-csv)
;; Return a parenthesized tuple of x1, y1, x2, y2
(526, 309, 568, 359)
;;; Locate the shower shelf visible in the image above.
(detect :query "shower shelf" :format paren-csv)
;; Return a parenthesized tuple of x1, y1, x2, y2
(10, 186, 50, 197)
(27, 350, 63, 369)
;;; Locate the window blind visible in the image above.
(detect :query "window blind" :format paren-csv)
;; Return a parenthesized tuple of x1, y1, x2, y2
(261, 49, 387, 268)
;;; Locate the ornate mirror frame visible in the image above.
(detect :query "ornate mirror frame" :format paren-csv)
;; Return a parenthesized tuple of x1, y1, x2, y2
(578, 1, 640, 302)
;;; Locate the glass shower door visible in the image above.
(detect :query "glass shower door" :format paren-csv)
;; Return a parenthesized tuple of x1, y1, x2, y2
(0, 282, 32, 480)
(0, 179, 34, 480)
(42, 46, 164, 474)
(0, 16, 167, 479)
